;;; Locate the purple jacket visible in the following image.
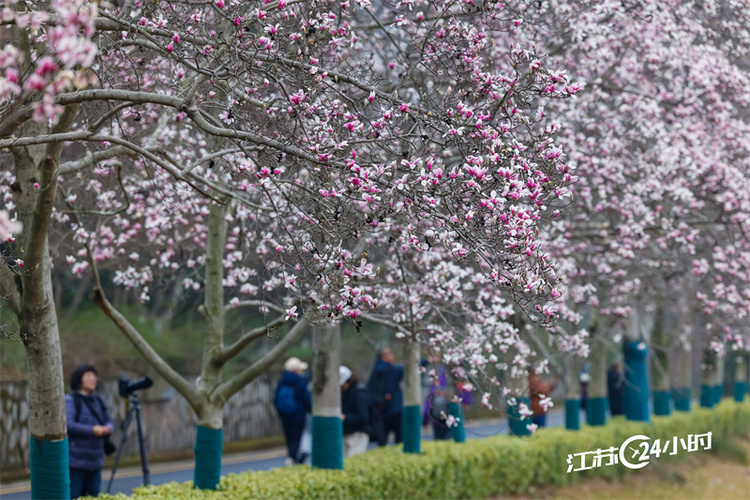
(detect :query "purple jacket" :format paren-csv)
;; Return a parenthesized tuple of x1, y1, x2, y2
(65, 392, 114, 471)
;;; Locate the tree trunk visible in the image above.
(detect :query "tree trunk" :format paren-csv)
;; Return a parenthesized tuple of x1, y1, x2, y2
(193, 201, 228, 490)
(12, 103, 78, 499)
(699, 348, 717, 408)
(650, 308, 671, 416)
(402, 338, 422, 453)
(714, 351, 725, 405)
(673, 342, 692, 412)
(311, 323, 343, 469)
(193, 403, 223, 490)
(586, 336, 608, 426)
(505, 374, 530, 436)
(563, 355, 584, 430)
(735, 353, 748, 403)
(622, 310, 651, 422)
(623, 340, 650, 422)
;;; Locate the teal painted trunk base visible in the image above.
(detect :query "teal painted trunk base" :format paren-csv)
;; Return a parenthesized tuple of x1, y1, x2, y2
(507, 397, 531, 436)
(586, 397, 607, 426)
(653, 391, 671, 416)
(624, 342, 650, 422)
(700, 385, 714, 408)
(713, 384, 723, 405)
(735, 381, 748, 402)
(402, 405, 421, 453)
(30, 436, 69, 500)
(673, 388, 691, 412)
(447, 402, 466, 443)
(193, 426, 223, 490)
(312, 416, 343, 469)
(565, 399, 580, 430)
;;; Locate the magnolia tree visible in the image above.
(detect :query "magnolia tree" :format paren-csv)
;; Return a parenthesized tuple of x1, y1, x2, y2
(0, 0, 582, 491)
(496, 0, 750, 422)
(0, 1, 98, 497)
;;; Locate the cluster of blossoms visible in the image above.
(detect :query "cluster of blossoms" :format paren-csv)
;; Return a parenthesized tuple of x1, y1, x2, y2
(0, 0, 97, 122)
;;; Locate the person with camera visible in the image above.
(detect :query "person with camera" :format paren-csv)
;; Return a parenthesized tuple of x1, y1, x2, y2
(65, 364, 114, 498)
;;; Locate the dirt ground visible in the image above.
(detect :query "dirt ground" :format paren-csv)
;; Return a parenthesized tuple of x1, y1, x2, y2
(498, 444, 750, 500)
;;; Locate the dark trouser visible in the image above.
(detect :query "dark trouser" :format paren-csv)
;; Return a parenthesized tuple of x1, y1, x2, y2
(381, 412, 402, 445)
(281, 419, 305, 462)
(433, 421, 451, 440)
(371, 408, 386, 445)
(70, 467, 101, 499)
(532, 413, 547, 428)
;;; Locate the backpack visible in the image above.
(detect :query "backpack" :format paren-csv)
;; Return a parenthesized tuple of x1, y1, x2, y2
(276, 383, 300, 416)
(429, 391, 449, 420)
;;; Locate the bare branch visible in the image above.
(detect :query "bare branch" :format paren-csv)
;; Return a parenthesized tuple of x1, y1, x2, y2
(223, 300, 287, 315)
(214, 314, 290, 365)
(212, 318, 309, 405)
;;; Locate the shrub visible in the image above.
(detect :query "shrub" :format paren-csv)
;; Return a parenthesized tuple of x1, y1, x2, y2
(100, 400, 750, 499)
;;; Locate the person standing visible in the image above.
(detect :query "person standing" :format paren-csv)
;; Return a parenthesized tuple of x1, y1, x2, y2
(65, 364, 114, 499)
(339, 366, 371, 458)
(274, 357, 312, 465)
(528, 369, 558, 428)
(607, 362, 624, 416)
(367, 346, 404, 446)
(423, 364, 474, 441)
(423, 365, 451, 440)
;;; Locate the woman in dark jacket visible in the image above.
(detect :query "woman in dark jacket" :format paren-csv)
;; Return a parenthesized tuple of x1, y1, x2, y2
(65, 364, 114, 499)
(340, 366, 371, 458)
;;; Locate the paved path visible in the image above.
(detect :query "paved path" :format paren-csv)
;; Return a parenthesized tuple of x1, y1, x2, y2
(0, 408, 571, 499)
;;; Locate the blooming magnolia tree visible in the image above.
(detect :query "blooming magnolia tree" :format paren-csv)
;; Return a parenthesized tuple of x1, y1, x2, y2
(0, 0, 581, 490)
(472, 0, 750, 422)
(0, 1, 97, 497)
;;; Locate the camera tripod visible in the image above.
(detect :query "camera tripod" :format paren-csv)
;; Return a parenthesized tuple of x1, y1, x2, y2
(106, 393, 151, 493)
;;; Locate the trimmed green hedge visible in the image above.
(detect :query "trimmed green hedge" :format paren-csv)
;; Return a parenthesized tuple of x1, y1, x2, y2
(101, 401, 750, 499)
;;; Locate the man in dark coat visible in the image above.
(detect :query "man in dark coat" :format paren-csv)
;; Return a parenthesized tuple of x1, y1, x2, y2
(607, 362, 624, 416)
(367, 346, 403, 446)
(274, 357, 312, 465)
(65, 364, 114, 499)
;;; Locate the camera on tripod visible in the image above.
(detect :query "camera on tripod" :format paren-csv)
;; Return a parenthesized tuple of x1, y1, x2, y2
(108, 375, 154, 493)
(118, 376, 153, 398)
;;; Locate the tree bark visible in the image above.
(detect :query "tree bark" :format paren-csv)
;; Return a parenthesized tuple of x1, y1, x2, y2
(311, 323, 343, 469)
(735, 353, 748, 402)
(198, 201, 228, 411)
(650, 304, 671, 416)
(12, 102, 79, 498)
(673, 342, 692, 412)
(586, 335, 608, 426)
(563, 355, 584, 430)
(714, 350, 725, 405)
(699, 348, 717, 408)
(402, 338, 421, 453)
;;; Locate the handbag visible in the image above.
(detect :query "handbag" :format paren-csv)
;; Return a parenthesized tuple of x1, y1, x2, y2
(103, 437, 117, 456)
